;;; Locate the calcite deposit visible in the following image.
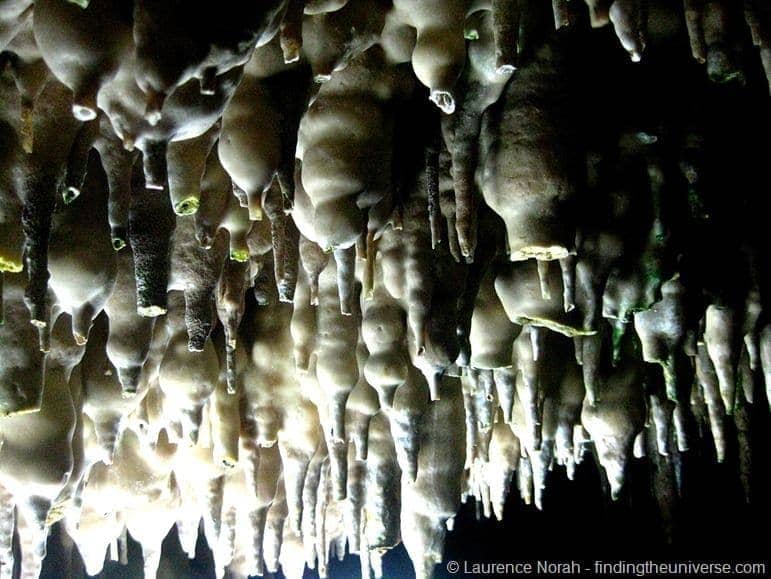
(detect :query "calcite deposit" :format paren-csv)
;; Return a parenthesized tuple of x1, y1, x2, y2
(0, 0, 769, 577)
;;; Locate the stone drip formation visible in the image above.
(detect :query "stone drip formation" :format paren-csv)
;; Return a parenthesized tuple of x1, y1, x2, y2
(0, 0, 769, 577)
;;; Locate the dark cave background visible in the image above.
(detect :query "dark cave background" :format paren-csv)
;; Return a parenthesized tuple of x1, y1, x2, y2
(34, 1, 771, 577)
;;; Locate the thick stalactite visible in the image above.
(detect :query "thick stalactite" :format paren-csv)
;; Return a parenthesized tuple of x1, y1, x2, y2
(0, 0, 770, 578)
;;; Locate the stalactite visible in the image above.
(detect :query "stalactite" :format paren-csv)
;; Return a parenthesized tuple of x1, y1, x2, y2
(0, 1, 769, 578)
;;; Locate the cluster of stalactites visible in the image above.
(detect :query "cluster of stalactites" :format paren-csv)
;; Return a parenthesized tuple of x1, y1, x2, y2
(0, 0, 770, 578)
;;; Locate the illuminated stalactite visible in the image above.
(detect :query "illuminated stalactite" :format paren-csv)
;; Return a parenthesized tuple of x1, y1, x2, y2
(0, 0, 769, 578)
